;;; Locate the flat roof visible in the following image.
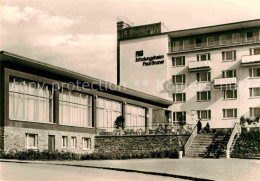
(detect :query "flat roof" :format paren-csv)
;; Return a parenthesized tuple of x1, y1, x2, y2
(0, 51, 173, 106)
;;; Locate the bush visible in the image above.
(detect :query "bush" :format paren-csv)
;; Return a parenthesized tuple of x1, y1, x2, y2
(1, 149, 180, 160)
(231, 131, 260, 158)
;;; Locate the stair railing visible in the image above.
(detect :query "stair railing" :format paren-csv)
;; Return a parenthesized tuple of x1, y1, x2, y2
(184, 124, 197, 155)
(226, 123, 241, 158)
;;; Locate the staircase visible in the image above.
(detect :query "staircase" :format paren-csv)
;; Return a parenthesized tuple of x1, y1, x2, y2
(185, 133, 230, 158)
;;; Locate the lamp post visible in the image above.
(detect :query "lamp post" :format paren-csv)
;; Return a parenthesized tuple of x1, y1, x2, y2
(191, 110, 195, 124)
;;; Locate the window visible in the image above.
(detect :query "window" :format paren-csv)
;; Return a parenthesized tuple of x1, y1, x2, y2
(59, 89, 93, 127)
(173, 112, 186, 123)
(250, 47, 260, 55)
(173, 93, 186, 103)
(222, 50, 236, 61)
(125, 104, 145, 131)
(197, 110, 211, 120)
(222, 70, 236, 78)
(196, 72, 211, 82)
(197, 91, 211, 101)
(249, 88, 260, 97)
(223, 89, 237, 99)
(62, 136, 68, 148)
(197, 53, 210, 61)
(9, 78, 53, 123)
(26, 134, 37, 149)
(71, 137, 77, 148)
(173, 41, 181, 51)
(232, 33, 240, 44)
(195, 38, 202, 48)
(172, 74, 185, 84)
(250, 107, 260, 117)
(246, 32, 253, 42)
(82, 138, 91, 150)
(96, 97, 122, 132)
(223, 109, 237, 119)
(172, 56, 185, 67)
(249, 68, 260, 78)
(183, 40, 190, 50)
(207, 37, 214, 47)
(220, 35, 227, 45)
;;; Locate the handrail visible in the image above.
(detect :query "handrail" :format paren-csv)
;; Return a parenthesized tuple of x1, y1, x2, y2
(226, 123, 241, 157)
(184, 125, 197, 155)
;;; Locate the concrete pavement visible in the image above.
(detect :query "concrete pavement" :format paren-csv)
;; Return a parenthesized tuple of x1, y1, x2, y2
(0, 158, 259, 180)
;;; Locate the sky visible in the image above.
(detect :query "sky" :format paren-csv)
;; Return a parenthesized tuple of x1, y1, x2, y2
(0, 0, 259, 83)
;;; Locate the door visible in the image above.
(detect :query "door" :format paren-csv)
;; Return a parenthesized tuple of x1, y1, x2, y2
(48, 135, 55, 151)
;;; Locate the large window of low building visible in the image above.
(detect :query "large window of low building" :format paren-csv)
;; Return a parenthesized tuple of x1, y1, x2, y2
(197, 91, 211, 101)
(222, 50, 236, 61)
(173, 112, 186, 123)
(222, 70, 236, 78)
(223, 89, 237, 99)
(249, 88, 260, 97)
(249, 68, 260, 78)
(250, 47, 260, 55)
(172, 56, 185, 67)
(172, 74, 185, 84)
(125, 104, 145, 131)
(196, 72, 211, 82)
(9, 77, 53, 123)
(96, 97, 122, 132)
(223, 109, 237, 119)
(250, 107, 260, 117)
(173, 93, 186, 103)
(59, 89, 92, 127)
(197, 110, 211, 120)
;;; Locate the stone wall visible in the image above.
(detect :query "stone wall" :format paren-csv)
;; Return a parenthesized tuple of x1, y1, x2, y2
(95, 135, 189, 154)
(4, 126, 95, 154)
(0, 126, 4, 152)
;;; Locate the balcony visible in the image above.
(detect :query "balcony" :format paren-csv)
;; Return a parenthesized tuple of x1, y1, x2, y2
(188, 60, 211, 72)
(214, 77, 237, 89)
(241, 54, 260, 66)
(169, 36, 260, 53)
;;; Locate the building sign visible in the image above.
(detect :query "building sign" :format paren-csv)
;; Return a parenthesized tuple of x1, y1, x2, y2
(135, 50, 165, 66)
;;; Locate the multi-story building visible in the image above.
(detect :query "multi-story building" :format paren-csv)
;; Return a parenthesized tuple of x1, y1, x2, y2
(118, 18, 260, 128)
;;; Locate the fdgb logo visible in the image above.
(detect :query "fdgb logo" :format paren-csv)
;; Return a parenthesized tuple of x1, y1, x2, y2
(136, 50, 143, 57)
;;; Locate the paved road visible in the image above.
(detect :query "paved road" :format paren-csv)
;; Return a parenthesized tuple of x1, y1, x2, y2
(0, 162, 183, 181)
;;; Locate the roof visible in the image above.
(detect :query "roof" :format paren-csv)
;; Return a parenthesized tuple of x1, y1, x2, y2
(0, 51, 172, 107)
(167, 19, 260, 38)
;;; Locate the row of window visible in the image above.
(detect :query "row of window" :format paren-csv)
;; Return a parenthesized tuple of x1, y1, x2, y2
(9, 77, 146, 132)
(172, 67, 260, 84)
(26, 133, 91, 150)
(172, 31, 258, 50)
(172, 47, 260, 67)
(173, 107, 260, 122)
(173, 88, 260, 102)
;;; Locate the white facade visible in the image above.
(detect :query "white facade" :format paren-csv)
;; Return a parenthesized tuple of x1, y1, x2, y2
(119, 20, 260, 128)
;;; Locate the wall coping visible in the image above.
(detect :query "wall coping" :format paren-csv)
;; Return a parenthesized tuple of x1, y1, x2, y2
(95, 134, 190, 138)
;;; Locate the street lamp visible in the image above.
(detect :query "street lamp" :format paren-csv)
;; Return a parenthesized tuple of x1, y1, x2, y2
(191, 110, 195, 124)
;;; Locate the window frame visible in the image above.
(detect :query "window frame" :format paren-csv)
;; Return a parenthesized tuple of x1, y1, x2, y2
(71, 137, 77, 148)
(25, 133, 38, 149)
(197, 91, 211, 101)
(196, 72, 211, 82)
(222, 50, 236, 61)
(219, 35, 227, 45)
(172, 56, 185, 67)
(246, 32, 253, 42)
(223, 89, 237, 100)
(183, 40, 190, 50)
(197, 53, 210, 61)
(250, 107, 260, 117)
(222, 69, 237, 78)
(207, 37, 214, 47)
(82, 137, 91, 150)
(223, 108, 237, 119)
(173, 111, 186, 123)
(62, 136, 68, 148)
(172, 74, 185, 84)
(173, 93, 186, 103)
(249, 68, 260, 78)
(197, 110, 211, 120)
(232, 33, 240, 44)
(249, 87, 260, 98)
(195, 38, 202, 48)
(249, 47, 260, 55)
